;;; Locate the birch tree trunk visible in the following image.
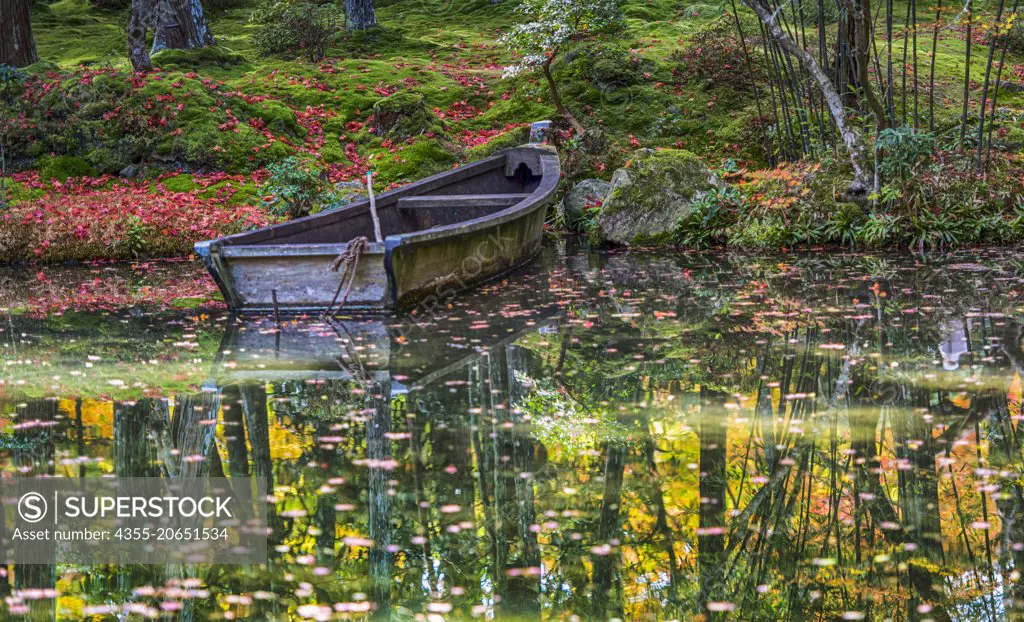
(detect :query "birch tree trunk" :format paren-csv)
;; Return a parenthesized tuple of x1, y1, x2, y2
(151, 0, 215, 53)
(346, 0, 377, 30)
(747, 0, 871, 200)
(0, 0, 38, 67)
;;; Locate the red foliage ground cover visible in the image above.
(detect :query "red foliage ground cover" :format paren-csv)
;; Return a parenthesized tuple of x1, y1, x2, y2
(0, 173, 272, 263)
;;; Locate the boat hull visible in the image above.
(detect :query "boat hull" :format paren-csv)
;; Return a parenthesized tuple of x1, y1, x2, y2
(195, 147, 560, 314)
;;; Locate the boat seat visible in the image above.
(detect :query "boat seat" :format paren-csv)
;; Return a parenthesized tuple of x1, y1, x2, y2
(397, 194, 531, 210)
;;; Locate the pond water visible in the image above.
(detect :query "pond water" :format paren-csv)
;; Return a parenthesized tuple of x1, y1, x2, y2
(3, 242, 1024, 620)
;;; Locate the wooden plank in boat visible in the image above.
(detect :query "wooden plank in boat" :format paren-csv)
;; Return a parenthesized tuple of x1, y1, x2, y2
(397, 194, 531, 209)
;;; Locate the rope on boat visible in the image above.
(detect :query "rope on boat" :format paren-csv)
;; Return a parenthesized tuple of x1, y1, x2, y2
(323, 235, 369, 317)
(324, 172, 380, 317)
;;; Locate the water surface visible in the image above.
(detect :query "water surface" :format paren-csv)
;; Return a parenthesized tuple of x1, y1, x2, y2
(3, 243, 1024, 620)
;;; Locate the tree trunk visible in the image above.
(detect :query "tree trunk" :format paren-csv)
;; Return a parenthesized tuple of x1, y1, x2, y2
(0, 0, 38, 67)
(366, 382, 393, 620)
(747, 0, 871, 200)
(114, 399, 161, 477)
(543, 58, 586, 137)
(13, 399, 57, 621)
(151, 0, 214, 54)
(698, 388, 728, 619)
(346, 0, 377, 31)
(590, 436, 626, 619)
(128, 0, 153, 72)
(845, 0, 888, 129)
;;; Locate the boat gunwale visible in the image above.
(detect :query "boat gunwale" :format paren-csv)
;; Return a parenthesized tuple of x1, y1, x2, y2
(200, 147, 558, 257)
(219, 243, 386, 258)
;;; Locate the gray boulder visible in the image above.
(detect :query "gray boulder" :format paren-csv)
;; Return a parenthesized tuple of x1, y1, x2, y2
(562, 179, 611, 229)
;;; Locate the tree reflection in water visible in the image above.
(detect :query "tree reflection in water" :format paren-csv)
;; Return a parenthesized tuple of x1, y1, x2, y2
(5, 248, 1024, 619)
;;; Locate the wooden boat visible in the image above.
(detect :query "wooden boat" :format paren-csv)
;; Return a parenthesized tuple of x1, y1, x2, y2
(195, 146, 560, 314)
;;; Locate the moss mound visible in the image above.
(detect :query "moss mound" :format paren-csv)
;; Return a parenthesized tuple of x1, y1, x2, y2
(560, 42, 655, 89)
(371, 91, 445, 141)
(151, 46, 249, 69)
(465, 126, 530, 161)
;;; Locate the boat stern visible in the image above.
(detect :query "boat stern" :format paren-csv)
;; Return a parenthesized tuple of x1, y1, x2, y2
(195, 240, 391, 314)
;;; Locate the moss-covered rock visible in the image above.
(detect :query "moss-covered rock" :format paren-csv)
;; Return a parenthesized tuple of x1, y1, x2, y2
(371, 91, 445, 141)
(594, 149, 719, 246)
(241, 99, 302, 136)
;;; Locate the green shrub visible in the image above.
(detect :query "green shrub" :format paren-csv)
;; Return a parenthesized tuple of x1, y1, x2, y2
(560, 42, 654, 89)
(671, 186, 741, 248)
(877, 126, 934, 183)
(251, 0, 344, 60)
(38, 155, 98, 181)
(672, 14, 765, 90)
(262, 156, 339, 219)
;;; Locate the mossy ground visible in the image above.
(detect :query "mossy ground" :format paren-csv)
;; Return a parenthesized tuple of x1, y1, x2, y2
(2, 0, 1022, 258)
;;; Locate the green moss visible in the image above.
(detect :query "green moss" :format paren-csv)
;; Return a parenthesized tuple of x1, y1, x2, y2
(84, 146, 134, 175)
(170, 296, 212, 309)
(372, 139, 457, 186)
(38, 155, 98, 181)
(466, 93, 553, 132)
(465, 126, 530, 161)
(620, 0, 680, 21)
(158, 174, 201, 193)
(3, 181, 46, 206)
(151, 46, 250, 70)
(23, 60, 61, 75)
(31, 0, 125, 66)
(244, 100, 302, 136)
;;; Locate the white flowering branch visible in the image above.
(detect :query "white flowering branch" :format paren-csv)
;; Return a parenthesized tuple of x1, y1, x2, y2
(500, 0, 621, 137)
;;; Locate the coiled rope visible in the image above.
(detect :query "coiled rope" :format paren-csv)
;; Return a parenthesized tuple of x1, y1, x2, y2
(322, 172, 382, 318)
(323, 235, 369, 317)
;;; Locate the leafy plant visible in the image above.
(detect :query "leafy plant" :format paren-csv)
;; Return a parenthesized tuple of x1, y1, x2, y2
(824, 205, 864, 247)
(117, 214, 148, 258)
(262, 156, 341, 219)
(857, 212, 902, 247)
(673, 186, 741, 248)
(252, 1, 344, 61)
(910, 209, 962, 252)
